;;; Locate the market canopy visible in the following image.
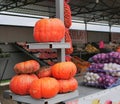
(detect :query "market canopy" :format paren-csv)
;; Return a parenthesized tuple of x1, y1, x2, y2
(0, 0, 120, 26)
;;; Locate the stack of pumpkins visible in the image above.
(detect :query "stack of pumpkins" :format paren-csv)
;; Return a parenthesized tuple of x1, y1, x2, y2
(9, 60, 78, 99)
(9, 3, 77, 99)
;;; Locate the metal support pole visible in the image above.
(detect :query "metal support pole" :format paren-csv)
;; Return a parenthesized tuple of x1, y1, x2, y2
(85, 21, 87, 31)
(56, 0, 64, 21)
(84, 20, 88, 42)
(109, 24, 111, 41)
(55, 0, 65, 62)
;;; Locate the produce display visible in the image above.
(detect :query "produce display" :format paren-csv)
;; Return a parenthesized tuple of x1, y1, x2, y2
(85, 44, 100, 53)
(91, 52, 120, 64)
(83, 51, 120, 88)
(83, 72, 117, 88)
(71, 56, 91, 74)
(89, 63, 120, 77)
(9, 4, 77, 101)
(9, 60, 78, 99)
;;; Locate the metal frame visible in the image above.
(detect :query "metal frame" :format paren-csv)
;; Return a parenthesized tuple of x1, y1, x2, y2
(27, 42, 70, 49)
(3, 90, 79, 104)
(55, 0, 65, 62)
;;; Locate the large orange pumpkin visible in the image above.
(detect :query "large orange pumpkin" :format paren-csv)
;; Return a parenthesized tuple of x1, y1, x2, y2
(29, 77, 59, 99)
(36, 66, 52, 78)
(58, 77, 78, 93)
(9, 74, 38, 95)
(33, 18, 65, 42)
(14, 60, 40, 74)
(51, 61, 77, 79)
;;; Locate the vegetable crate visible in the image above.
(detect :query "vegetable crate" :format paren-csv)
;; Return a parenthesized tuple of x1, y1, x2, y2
(71, 56, 91, 75)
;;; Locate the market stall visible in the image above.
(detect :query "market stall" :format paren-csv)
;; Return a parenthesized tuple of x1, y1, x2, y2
(1, 0, 120, 104)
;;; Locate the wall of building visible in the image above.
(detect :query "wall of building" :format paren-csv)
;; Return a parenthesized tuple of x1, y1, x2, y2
(87, 31, 110, 43)
(0, 25, 110, 43)
(0, 25, 34, 43)
(70, 29, 110, 47)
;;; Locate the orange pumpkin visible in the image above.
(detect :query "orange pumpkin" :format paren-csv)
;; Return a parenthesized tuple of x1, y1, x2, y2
(51, 61, 77, 79)
(69, 77, 78, 91)
(36, 66, 52, 78)
(33, 18, 65, 42)
(58, 79, 70, 93)
(29, 77, 59, 99)
(58, 77, 78, 93)
(14, 60, 40, 74)
(9, 74, 38, 95)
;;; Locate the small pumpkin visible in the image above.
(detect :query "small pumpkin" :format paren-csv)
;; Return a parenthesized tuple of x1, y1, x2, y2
(33, 18, 65, 42)
(36, 66, 52, 78)
(14, 60, 40, 74)
(9, 74, 38, 95)
(29, 77, 59, 99)
(51, 61, 77, 79)
(58, 77, 78, 93)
